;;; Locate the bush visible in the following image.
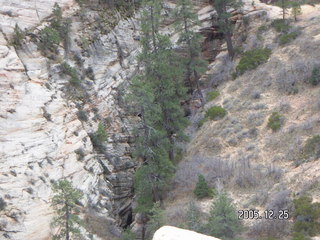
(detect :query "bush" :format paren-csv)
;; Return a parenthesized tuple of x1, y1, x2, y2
(207, 90, 220, 101)
(271, 19, 291, 33)
(89, 122, 108, 152)
(300, 135, 320, 160)
(309, 67, 320, 86)
(267, 112, 283, 131)
(205, 106, 227, 121)
(236, 48, 272, 75)
(194, 175, 212, 199)
(39, 26, 61, 52)
(60, 62, 81, 86)
(292, 232, 311, 240)
(293, 195, 320, 236)
(0, 198, 7, 211)
(12, 24, 25, 48)
(75, 148, 85, 161)
(279, 31, 300, 45)
(77, 110, 88, 122)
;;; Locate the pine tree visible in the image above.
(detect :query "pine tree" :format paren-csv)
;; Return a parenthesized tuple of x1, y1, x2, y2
(277, 0, 290, 20)
(291, 2, 302, 22)
(129, 0, 189, 215)
(206, 193, 242, 239)
(147, 202, 165, 240)
(193, 174, 211, 199)
(174, 0, 207, 103)
(186, 201, 203, 233)
(210, 0, 242, 59)
(51, 180, 83, 240)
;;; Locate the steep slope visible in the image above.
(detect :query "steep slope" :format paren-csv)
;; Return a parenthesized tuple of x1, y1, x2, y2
(165, 1, 320, 239)
(0, 2, 140, 239)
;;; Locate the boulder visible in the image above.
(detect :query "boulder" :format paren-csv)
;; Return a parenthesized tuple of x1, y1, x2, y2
(153, 226, 221, 240)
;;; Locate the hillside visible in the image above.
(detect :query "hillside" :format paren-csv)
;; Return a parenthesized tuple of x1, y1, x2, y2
(0, 0, 320, 240)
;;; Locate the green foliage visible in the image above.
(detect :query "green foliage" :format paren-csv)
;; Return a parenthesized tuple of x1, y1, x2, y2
(60, 62, 80, 86)
(51, 180, 83, 240)
(129, 0, 188, 215)
(267, 112, 283, 131)
(77, 110, 88, 122)
(194, 174, 211, 199)
(206, 193, 243, 239)
(89, 122, 108, 152)
(12, 24, 25, 48)
(271, 19, 291, 33)
(39, 26, 61, 52)
(74, 148, 85, 161)
(147, 202, 166, 240)
(0, 197, 7, 211)
(292, 232, 311, 240)
(185, 201, 203, 232)
(122, 228, 136, 240)
(205, 106, 227, 121)
(207, 90, 220, 101)
(278, 31, 300, 45)
(174, 0, 208, 93)
(309, 67, 320, 86)
(300, 135, 320, 160)
(275, 0, 290, 20)
(293, 195, 320, 236)
(291, 2, 302, 21)
(236, 48, 272, 75)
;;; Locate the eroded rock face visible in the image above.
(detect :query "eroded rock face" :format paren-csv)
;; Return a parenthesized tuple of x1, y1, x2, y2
(153, 226, 221, 240)
(0, 2, 140, 239)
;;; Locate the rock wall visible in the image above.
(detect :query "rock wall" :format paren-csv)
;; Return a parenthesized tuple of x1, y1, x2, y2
(0, 1, 140, 239)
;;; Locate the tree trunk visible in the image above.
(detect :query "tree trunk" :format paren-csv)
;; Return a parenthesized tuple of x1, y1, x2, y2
(65, 203, 69, 240)
(194, 70, 204, 106)
(225, 32, 234, 59)
(150, 3, 157, 52)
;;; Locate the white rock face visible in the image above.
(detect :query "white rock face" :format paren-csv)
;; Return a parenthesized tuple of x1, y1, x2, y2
(0, 2, 140, 239)
(153, 226, 221, 240)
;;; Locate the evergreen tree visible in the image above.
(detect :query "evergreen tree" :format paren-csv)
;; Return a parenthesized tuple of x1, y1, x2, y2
(128, 0, 188, 215)
(186, 201, 203, 233)
(193, 174, 211, 199)
(51, 180, 83, 240)
(206, 193, 242, 239)
(291, 2, 302, 22)
(210, 0, 242, 59)
(277, 0, 290, 20)
(147, 202, 165, 240)
(174, 0, 207, 101)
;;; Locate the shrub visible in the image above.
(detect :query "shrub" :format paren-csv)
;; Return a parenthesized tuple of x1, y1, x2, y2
(279, 31, 300, 45)
(300, 135, 320, 160)
(205, 106, 227, 121)
(293, 195, 320, 236)
(271, 19, 291, 33)
(292, 232, 311, 240)
(309, 67, 320, 86)
(194, 174, 211, 199)
(0, 198, 7, 211)
(236, 48, 272, 75)
(267, 112, 283, 131)
(207, 90, 220, 101)
(60, 62, 81, 86)
(77, 110, 88, 122)
(74, 148, 85, 161)
(89, 122, 108, 152)
(12, 24, 25, 48)
(39, 26, 61, 52)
